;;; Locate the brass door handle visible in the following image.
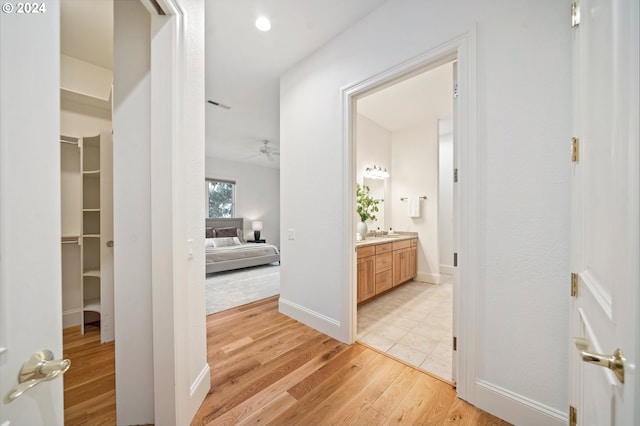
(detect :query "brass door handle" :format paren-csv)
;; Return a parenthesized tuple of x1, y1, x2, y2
(7, 350, 71, 402)
(573, 337, 624, 383)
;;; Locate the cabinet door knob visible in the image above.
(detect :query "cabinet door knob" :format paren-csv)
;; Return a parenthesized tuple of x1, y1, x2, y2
(106, 240, 114, 247)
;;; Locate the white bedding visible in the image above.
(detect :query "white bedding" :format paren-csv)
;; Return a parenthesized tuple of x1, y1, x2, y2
(206, 242, 279, 263)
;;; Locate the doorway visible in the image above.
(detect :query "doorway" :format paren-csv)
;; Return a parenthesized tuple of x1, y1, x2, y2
(59, 0, 116, 423)
(353, 60, 456, 382)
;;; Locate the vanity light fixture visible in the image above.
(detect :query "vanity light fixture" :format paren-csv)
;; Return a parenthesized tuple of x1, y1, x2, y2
(364, 165, 389, 179)
(255, 16, 271, 32)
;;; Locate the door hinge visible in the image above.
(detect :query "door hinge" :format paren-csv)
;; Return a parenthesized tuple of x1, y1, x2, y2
(454, 168, 458, 183)
(571, 272, 578, 297)
(571, 2, 580, 28)
(453, 253, 458, 267)
(571, 137, 580, 162)
(453, 83, 459, 98)
(453, 336, 457, 351)
(569, 405, 577, 426)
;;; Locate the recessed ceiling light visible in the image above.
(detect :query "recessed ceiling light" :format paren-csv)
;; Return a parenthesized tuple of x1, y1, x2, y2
(255, 16, 271, 32)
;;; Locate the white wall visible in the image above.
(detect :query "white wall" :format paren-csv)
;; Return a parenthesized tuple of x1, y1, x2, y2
(438, 120, 454, 272)
(206, 156, 281, 247)
(355, 114, 391, 230)
(391, 122, 440, 283)
(280, 1, 570, 424)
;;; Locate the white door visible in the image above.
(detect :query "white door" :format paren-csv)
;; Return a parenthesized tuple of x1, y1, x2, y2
(569, 0, 639, 425)
(0, 4, 66, 426)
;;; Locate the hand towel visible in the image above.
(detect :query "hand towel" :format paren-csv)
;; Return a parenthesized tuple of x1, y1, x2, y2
(408, 197, 421, 218)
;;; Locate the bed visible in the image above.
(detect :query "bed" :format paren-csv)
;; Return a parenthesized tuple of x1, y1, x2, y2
(205, 218, 280, 273)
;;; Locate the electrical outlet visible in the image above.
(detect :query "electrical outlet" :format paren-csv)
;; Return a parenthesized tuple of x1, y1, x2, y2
(288, 229, 295, 240)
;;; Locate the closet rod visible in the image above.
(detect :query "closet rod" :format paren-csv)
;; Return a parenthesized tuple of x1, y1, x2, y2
(60, 139, 78, 145)
(61, 238, 79, 244)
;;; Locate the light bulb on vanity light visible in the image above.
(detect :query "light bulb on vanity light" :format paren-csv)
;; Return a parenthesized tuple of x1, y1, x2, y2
(364, 165, 389, 179)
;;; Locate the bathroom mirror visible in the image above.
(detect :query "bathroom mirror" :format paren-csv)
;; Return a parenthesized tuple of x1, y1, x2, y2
(363, 177, 385, 231)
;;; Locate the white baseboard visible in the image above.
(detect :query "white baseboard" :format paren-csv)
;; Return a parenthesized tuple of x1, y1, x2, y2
(279, 297, 343, 342)
(416, 272, 441, 284)
(189, 363, 210, 408)
(440, 265, 454, 275)
(63, 308, 82, 328)
(475, 379, 567, 426)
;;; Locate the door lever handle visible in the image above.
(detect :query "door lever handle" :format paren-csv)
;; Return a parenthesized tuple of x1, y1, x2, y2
(7, 350, 71, 402)
(573, 337, 624, 383)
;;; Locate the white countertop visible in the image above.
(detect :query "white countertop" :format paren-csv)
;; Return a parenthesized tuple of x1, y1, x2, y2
(355, 233, 418, 248)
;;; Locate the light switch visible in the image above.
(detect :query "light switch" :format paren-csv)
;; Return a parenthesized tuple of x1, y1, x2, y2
(288, 229, 295, 240)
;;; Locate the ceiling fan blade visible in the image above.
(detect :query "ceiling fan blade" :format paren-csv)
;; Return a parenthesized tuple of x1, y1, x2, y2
(244, 153, 262, 159)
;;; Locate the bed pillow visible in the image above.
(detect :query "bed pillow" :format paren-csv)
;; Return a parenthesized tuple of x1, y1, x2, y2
(205, 227, 215, 238)
(211, 237, 242, 248)
(236, 229, 246, 244)
(215, 227, 238, 238)
(205, 238, 216, 248)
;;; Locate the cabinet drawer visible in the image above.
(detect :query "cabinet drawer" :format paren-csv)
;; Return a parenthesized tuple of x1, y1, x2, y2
(375, 243, 393, 254)
(392, 240, 411, 250)
(410, 238, 417, 246)
(375, 252, 392, 272)
(375, 269, 393, 293)
(357, 245, 376, 258)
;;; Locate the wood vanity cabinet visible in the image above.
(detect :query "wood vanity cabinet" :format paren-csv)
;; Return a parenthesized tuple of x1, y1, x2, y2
(392, 239, 418, 286)
(357, 238, 417, 303)
(357, 245, 376, 303)
(374, 243, 393, 293)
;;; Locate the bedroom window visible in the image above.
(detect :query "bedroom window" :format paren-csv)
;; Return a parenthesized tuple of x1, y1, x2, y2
(206, 178, 235, 218)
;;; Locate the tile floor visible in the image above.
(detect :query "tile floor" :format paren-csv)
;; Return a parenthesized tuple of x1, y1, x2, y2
(357, 273, 453, 381)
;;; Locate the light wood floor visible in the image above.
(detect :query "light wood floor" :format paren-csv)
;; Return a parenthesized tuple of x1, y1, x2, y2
(192, 296, 509, 426)
(62, 296, 509, 425)
(63, 324, 116, 426)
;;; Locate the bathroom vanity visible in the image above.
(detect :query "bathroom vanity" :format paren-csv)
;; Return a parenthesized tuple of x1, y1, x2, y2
(356, 234, 417, 304)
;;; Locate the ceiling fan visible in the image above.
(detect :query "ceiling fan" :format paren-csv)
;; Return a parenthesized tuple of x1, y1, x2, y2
(247, 140, 280, 161)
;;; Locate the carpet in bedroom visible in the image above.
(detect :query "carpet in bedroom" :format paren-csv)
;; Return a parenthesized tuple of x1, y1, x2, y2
(205, 263, 280, 315)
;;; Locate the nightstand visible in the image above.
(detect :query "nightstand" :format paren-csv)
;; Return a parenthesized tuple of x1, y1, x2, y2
(248, 239, 266, 243)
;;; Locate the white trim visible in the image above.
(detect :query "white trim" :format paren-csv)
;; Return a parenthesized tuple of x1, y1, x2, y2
(440, 265, 455, 275)
(475, 380, 567, 426)
(63, 308, 82, 328)
(342, 28, 478, 404)
(188, 363, 211, 417)
(416, 272, 441, 284)
(279, 297, 343, 338)
(454, 26, 478, 403)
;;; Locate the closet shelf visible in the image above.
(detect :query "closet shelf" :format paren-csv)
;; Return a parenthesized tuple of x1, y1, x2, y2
(83, 269, 101, 278)
(83, 208, 100, 212)
(82, 169, 100, 175)
(83, 298, 101, 313)
(82, 234, 100, 238)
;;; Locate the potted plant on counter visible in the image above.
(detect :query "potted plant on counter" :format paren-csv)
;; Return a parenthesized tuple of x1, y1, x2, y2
(356, 183, 379, 240)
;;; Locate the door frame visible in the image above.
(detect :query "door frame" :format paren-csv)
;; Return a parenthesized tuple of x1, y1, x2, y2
(341, 30, 478, 401)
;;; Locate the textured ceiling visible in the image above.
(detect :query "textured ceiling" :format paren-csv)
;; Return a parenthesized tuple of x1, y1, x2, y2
(205, 0, 386, 168)
(61, 0, 113, 70)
